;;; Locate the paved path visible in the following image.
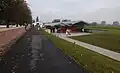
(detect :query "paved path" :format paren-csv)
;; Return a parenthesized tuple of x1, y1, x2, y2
(53, 33, 90, 37)
(1, 28, 88, 73)
(0, 27, 26, 56)
(0, 27, 24, 32)
(54, 33, 120, 62)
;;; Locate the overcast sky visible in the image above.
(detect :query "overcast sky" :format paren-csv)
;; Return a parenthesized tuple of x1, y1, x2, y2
(28, 0, 120, 24)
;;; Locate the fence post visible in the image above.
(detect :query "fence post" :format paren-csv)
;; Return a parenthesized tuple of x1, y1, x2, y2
(73, 41, 76, 51)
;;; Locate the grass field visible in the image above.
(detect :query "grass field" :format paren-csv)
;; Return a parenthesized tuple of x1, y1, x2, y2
(71, 26, 120, 53)
(85, 25, 120, 31)
(41, 29, 120, 73)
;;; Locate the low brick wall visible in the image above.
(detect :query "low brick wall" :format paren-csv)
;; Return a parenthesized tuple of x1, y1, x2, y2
(0, 27, 26, 56)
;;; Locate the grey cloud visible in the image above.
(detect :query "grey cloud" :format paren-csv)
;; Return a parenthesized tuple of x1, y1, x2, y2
(71, 7, 120, 24)
(28, 0, 120, 23)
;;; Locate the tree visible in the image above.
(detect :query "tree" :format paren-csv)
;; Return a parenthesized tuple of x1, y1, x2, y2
(52, 19, 60, 23)
(0, 0, 6, 20)
(101, 21, 106, 25)
(91, 22, 98, 26)
(36, 16, 39, 22)
(14, 0, 32, 25)
(0, 0, 32, 28)
(113, 21, 119, 26)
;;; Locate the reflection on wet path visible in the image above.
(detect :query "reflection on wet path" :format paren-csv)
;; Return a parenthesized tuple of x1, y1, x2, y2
(29, 35, 43, 73)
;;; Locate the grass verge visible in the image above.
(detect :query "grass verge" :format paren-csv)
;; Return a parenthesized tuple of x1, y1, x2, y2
(41, 29, 120, 73)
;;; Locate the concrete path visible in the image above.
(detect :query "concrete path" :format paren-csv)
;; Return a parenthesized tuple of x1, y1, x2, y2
(1, 28, 88, 73)
(54, 33, 120, 62)
(53, 33, 90, 37)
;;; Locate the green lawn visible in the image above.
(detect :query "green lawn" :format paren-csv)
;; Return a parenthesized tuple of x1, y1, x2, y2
(85, 25, 120, 31)
(41, 29, 120, 73)
(71, 26, 120, 53)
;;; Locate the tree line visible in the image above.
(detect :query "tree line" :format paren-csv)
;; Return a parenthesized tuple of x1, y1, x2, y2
(0, 0, 32, 28)
(90, 21, 120, 26)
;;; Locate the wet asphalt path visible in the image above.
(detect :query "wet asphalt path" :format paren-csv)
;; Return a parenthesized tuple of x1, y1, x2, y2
(0, 27, 88, 73)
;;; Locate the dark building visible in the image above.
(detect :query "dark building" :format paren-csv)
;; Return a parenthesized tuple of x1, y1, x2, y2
(59, 21, 88, 33)
(44, 21, 88, 33)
